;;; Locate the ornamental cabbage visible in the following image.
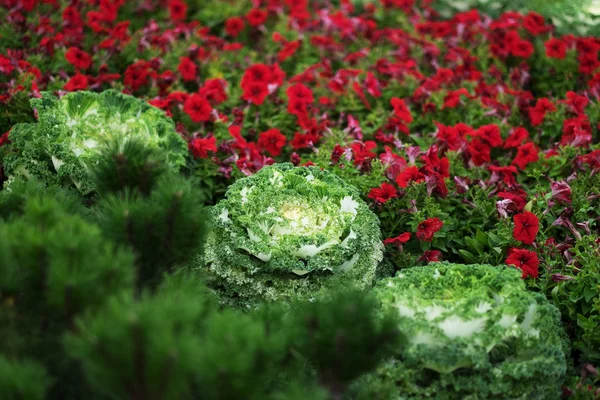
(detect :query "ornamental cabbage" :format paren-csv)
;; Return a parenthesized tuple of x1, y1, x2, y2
(200, 163, 383, 306)
(354, 263, 568, 400)
(3, 90, 187, 194)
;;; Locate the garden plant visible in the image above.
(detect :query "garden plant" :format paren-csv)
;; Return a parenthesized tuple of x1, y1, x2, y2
(1, 0, 600, 399)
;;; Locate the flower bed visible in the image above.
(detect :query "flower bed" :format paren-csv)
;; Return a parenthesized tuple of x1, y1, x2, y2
(0, 0, 599, 398)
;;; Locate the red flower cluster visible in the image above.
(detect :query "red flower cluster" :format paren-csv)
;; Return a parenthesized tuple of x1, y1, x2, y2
(513, 211, 539, 244)
(416, 218, 443, 242)
(505, 248, 539, 278)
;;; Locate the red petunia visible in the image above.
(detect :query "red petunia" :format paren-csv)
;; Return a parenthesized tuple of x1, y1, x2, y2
(551, 181, 572, 204)
(528, 98, 556, 126)
(0, 131, 10, 147)
(368, 183, 398, 204)
(64, 73, 89, 91)
(168, 0, 187, 21)
(287, 83, 314, 105)
(416, 217, 443, 242)
(505, 248, 539, 279)
(178, 57, 197, 82)
(396, 166, 425, 188)
(504, 127, 529, 148)
(65, 47, 92, 70)
(247, 8, 267, 27)
(242, 82, 270, 105)
(225, 17, 245, 37)
(258, 128, 286, 156)
(390, 97, 413, 124)
(513, 211, 539, 245)
(418, 250, 442, 263)
(241, 64, 273, 89)
(290, 132, 318, 150)
(468, 139, 491, 166)
(511, 39, 534, 58)
(545, 38, 567, 59)
(512, 142, 539, 170)
(383, 232, 411, 245)
(189, 136, 217, 158)
(183, 94, 213, 123)
(474, 124, 503, 148)
(523, 12, 548, 36)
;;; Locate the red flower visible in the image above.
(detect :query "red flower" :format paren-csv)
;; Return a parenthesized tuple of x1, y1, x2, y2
(523, 12, 548, 36)
(64, 73, 89, 91)
(65, 48, 92, 70)
(258, 128, 286, 156)
(563, 91, 589, 115)
(418, 250, 442, 263)
(225, 17, 245, 37)
(504, 127, 529, 148)
(511, 39, 534, 58)
(351, 141, 377, 165)
(551, 181, 572, 204)
(416, 217, 443, 242)
(545, 38, 567, 59)
(247, 8, 267, 27)
(0, 131, 10, 147)
(178, 57, 197, 82)
(183, 94, 213, 123)
(442, 88, 470, 109)
(396, 166, 425, 188)
(383, 232, 411, 245)
(528, 98, 556, 126)
(242, 82, 269, 105)
(279, 40, 301, 62)
(290, 132, 318, 150)
(512, 142, 539, 170)
(468, 139, 491, 166)
(505, 248, 539, 279)
(578, 53, 600, 74)
(189, 136, 217, 158)
(168, 0, 187, 21)
(287, 83, 314, 104)
(390, 97, 413, 123)
(513, 211, 539, 245)
(498, 191, 527, 211)
(241, 64, 273, 89)
(368, 183, 398, 204)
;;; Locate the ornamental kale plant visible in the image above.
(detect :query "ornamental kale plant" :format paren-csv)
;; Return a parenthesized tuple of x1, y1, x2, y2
(354, 263, 568, 399)
(3, 90, 187, 194)
(201, 162, 383, 306)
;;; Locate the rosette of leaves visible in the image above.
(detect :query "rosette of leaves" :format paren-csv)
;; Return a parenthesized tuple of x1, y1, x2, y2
(3, 90, 187, 194)
(200, 163, 384, 306)
(354, 263, 569, 400)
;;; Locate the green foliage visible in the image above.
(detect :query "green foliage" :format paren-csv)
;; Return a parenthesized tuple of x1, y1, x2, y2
(66, 278, 398, 400)
(286, 289, 404, 397)
(92, 138, 170, 197)
(354, 263, 568, 399)
(0, 195, 135, 322)
(0, 178, 86, 220)
(0, 355, 52, 400)
(65, 274, 216, 400)
(200, 163, 384, 306)
(97, 174, 209, 287)
(0, 191, 136, 398)
(2, 90, 187, 194)
(548, 236, 600, 363)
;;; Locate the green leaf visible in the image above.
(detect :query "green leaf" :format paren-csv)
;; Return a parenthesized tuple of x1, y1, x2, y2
(458, 250, 478, 264)
(291, 270, 311, 276)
